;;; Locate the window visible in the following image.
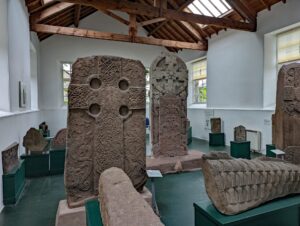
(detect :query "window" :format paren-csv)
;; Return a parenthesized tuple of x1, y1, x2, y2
(186, 0, 232, 27)
(192, 59, 207, 104)
(277, 27, 300, 68)
(62, 62, 72, 104)
(145, 68, 150, 103)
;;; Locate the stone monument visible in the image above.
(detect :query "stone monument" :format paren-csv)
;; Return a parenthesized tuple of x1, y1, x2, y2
(2, 142, 19, 174)
(65, 56, 147, 208)
(51, 128, 67, 150)
(210, 118, 221, 133)
(234, 125, 246, 142)
(202, 152, 300, 215)
(150, 52, 188, 157)
(23, 128, 48, 154)
(273, 63, 300, 150)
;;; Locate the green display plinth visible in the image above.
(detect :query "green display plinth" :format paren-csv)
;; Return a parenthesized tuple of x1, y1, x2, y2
(266, 144, 276, 157)
(194, 195, 300, 226)
(85, 200, 103, 226)
(21, 153, 49, 178)
(49, 149, 66, 175)
(230, 141, 251, 159)
(2, 160, 25, 205)
(187, 126, 192, 145)
(209, 133, 225, 146)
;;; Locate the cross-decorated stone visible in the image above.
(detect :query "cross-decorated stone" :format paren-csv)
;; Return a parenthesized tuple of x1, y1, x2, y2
(65, 56, 147, 208)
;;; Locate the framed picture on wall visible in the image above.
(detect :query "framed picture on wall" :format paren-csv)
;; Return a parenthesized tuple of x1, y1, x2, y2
(19, 81, 27, 108)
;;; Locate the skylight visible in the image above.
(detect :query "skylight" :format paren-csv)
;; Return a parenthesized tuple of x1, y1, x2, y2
(187, 0, 232, 18)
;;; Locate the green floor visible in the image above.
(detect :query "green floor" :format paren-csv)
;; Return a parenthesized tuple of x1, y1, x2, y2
(0, 138, 260, 226)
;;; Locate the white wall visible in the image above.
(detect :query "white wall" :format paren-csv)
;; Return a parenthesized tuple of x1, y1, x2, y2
(8, 0, 32, 112)
(0, 0, 44, 211)
(39, 11, 166, 135)
(186, 0, 300, 150)
(0, 0, 10, 112)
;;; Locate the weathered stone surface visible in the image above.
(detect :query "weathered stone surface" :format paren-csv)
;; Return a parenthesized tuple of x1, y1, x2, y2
(65, 56, 147, 208)
(234, 125, 246, 142)
(202, 152, 300, 215)
(210, 118, 221, 133)
(23, 128, 48, 154)
(51, 128, 67, 150)
(99, 167, 164, 226)
(146, 150, 203, 174)
(39, 121, 49, 137)
(273, 63, 300, 150)
(2, 142, 19, 174)
(150, 52, 188, 158)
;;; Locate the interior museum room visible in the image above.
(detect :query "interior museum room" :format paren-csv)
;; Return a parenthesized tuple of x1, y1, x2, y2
(1, 0, 300, 225)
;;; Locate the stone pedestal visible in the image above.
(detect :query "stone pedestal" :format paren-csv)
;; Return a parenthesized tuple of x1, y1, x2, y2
(55, 188, 153, 226)
(55, 200, 86, 226)
(146, 150, 203, 174)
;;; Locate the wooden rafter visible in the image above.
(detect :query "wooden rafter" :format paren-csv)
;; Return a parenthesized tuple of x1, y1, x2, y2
(139, 18, 166, 27)
(30, 2, 75, 24)
(31, 23, 208, 50)
(129, 14, 137, 40)
(74, 5, 81, 27)
(56, 0, 255, 31)
(226, 0, 257, 24)
(148, 0, 195, 36)
(100, 9, 130, 26)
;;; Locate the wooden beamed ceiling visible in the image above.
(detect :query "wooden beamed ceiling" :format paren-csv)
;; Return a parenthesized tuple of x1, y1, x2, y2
(26, 0, 286, 51)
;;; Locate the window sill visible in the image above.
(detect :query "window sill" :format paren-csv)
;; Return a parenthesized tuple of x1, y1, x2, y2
(0, 109, 40, 119)
(188, 104, 207, 109)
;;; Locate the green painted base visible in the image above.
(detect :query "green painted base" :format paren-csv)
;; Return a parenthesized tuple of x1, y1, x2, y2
(209, 133, 225, 146)
(187, 126, 192, 145)
(2, 160, 26, 205)
(230, 141, 251, 159)
(194, 195, 300, 226)
(49, 149, 66, 175)
(21, 153, 49, 178)
(85, 200, 103, 226)
(266, 144, 276, 157)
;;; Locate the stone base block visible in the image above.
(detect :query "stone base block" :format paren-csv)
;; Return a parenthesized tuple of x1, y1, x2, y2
(55, 200, 86, 226)
(146, 150, 204, 174)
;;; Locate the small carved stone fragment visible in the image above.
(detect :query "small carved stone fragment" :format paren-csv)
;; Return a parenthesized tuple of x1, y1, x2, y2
(23, 128, 48, 154)
(210, 118, 221, 133)
(2, 142, 19, 174)
(234, 125, 246, 142)
(51, 128, 67, 150)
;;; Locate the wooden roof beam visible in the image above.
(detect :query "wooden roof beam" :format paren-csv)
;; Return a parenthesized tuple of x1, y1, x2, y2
(56, 0, 255, 31)
(31, 23, 208, 50)
(74, 5, 81, 27)
(100, 9, 130, 26)
(30, 2, 75, 24)
(139, 18, 166, 27)
(226, 0, 257, 24)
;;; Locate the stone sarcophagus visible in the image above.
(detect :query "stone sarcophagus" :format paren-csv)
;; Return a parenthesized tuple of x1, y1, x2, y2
(202, 152, 300, 215)
(273, 63, 300, 150)
(65, 56, 147, 208)
(150, 52, 188, 158)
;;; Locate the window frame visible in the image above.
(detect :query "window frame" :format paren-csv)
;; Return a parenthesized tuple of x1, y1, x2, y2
(61, 62, 72, 105)
(191, 57, 207, 105)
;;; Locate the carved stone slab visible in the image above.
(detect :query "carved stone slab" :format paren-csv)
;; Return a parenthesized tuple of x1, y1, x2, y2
(23, 128, 48, 154)
(150, 52, 188, 158)
(234, 125, 246, 142)
(210, 118, 221, 133)
(52, 128, 67, 150)
(65, 56, 147, 208)
(202, 152, 300, 215)
(273, 63, 300, 150)
(2, 142, 19, 174)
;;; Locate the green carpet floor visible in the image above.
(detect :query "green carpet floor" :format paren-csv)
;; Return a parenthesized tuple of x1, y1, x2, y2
(0, 138, 259, 226)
